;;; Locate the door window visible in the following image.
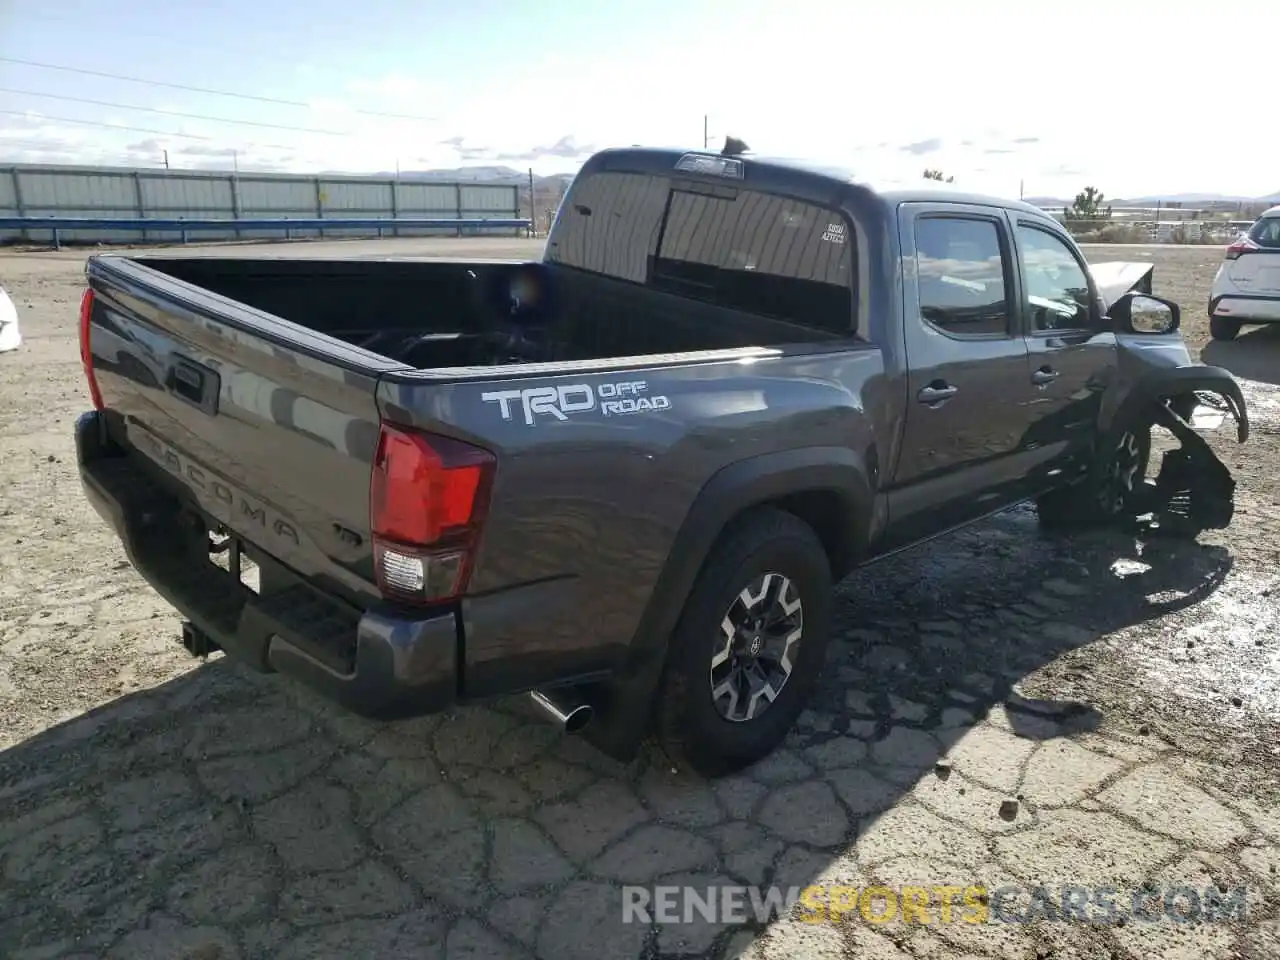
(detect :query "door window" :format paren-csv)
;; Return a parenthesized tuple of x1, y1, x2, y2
(1017, 224, 1093, 332)
(914, 216, 1012, 337)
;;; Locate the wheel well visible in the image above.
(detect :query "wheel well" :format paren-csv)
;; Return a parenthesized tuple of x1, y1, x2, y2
(765, 489, 860, 580)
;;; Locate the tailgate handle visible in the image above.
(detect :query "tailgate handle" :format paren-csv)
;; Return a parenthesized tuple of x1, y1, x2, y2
(167, 357, 220, 415)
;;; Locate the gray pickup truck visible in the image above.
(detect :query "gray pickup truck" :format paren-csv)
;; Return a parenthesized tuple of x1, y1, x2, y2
(74, 145, 1248, 775)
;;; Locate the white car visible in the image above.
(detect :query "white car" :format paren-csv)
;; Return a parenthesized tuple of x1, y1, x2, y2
(0, 285, 21, 353)
(1208, 205, 1280, 340)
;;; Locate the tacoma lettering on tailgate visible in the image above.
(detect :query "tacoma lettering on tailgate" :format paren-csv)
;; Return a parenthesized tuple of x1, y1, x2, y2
(130, 424, 301, 546)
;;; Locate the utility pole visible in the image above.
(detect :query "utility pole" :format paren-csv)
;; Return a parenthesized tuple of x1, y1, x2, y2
(528, 167, 536, 237)
(162, 149, 169, 170)
(703, 115, 709, 149)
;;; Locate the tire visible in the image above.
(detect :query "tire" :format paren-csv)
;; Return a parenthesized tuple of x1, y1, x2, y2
(1209, 316, 1241, 341)
(652, 507, 833, 777)
(1036, 425, 1151, 533)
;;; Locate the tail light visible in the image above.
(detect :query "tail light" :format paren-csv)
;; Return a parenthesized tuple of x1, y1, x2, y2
(369, 423, 496, 605)
(1225, 236, 1258, 261)
(79, 287, 104, 410)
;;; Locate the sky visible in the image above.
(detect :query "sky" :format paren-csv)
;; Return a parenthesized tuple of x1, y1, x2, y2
(2, 0, 1278, 200)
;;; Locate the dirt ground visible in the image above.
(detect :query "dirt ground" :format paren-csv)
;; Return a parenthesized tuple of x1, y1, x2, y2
(1, 239, 1278, 960)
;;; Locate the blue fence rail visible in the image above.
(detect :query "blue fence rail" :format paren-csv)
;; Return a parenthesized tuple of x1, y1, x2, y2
(0, 216, 534, 249)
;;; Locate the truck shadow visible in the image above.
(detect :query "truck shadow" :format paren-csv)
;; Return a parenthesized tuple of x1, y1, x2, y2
(1202, 324, 1280, 386)
(0, 506, 1236, 959)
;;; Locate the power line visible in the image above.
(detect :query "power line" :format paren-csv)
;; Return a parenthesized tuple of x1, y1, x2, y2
(0, 87, 352, 136)
(0, 109, 297, 151)
(0, 56, 437, 122)
(9, 12, 298, 70)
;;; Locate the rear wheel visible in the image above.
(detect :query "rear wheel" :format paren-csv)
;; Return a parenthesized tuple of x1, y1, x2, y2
(653, 507, 832, 777)
(1209, 316, 1241, 341)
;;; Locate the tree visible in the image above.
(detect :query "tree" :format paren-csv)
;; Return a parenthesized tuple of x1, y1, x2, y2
(923, 168, 954, 183)
(1064, 186, 1112, 223)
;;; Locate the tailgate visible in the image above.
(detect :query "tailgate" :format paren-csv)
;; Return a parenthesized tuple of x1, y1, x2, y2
(84, 255, 408, 606)
(1229, 251, 1280, 294)
(1229, 216, 1280, 293)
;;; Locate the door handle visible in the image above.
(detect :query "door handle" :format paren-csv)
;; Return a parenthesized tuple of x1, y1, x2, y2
(1031, 367, 1059, 386)
(917, 383, 958, 405)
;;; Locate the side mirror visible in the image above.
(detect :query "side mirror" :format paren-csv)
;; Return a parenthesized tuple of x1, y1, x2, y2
(1109, 292, 1180, 335)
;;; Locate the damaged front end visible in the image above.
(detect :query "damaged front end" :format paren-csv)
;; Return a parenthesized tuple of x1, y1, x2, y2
(1123, 384, 1247, 537)
(1092, 270, 1250, 539)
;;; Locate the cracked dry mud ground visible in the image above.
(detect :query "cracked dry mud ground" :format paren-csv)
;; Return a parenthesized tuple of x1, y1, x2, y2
(2, 240, 1279, 960)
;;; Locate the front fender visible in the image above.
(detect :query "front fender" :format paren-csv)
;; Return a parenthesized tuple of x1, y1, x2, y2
(1101, 363, 1249, 444)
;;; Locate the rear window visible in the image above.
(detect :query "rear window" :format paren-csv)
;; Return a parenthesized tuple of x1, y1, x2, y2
(546, 171, 857, 337)
(1248, 217, 1280, 248)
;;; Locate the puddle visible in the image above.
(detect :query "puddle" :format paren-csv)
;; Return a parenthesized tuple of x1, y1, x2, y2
(1109, 565, 1280, 723)
(1110, 558, 1152, 579)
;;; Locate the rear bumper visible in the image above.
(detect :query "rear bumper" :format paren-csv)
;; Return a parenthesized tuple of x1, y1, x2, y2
(1209, 293, 1280, 323)
(75, 409, 463, 720)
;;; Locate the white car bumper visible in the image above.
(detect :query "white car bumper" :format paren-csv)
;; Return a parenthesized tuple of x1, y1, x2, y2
(1209, 293, 1280, 323)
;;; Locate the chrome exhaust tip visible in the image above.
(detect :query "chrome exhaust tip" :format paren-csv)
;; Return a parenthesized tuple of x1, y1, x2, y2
(529, 689, 594, 734)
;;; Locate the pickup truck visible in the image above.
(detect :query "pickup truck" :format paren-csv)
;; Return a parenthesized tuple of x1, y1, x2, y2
(73, 145, 1249, 776)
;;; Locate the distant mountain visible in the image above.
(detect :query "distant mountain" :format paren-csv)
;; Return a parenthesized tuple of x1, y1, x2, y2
(327, 165, 1280, 210)
(368, 166, 577, 188)
(1026, 192, 1278, 206)
(1121, 193, 1259, 205)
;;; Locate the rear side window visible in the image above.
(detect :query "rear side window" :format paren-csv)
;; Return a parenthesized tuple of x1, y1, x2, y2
(546, 171, 857, 337)
(914, 216, 1012, 337)
(1248, 217, 1280, 248)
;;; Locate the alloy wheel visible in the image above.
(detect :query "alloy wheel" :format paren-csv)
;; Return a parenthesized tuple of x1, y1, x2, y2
(1097, 430, 1143, 516)
(709, 572, 804, 723)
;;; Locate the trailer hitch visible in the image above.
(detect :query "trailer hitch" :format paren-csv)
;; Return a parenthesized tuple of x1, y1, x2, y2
(180, 620, 220, 659)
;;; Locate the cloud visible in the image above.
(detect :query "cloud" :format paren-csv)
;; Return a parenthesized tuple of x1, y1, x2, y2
(429, 134, 597, 166)
(0, 113, 597, 176)
(346, 74, 431, 100)
(1012, 136, 1040, 144)
(494, 135, 596, 163)
(124, 139, 247, 160)
(900, 138, 943, 155)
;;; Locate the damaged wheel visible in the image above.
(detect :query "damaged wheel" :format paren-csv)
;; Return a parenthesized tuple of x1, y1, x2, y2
(1036, 426, 1150, 532)
(1095, 428, 1151, 518)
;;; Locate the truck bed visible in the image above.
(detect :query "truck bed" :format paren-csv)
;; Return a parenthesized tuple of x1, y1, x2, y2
(79, 247, 880, 712)
(128, 255, 843, 371)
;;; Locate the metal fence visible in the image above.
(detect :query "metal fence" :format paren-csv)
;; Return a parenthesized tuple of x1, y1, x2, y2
(1055, 217, 1253, 245)
(0, 163, 523, 245)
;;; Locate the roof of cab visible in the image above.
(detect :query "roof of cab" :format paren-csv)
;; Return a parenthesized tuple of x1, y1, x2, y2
(584, 146, 1052, 220)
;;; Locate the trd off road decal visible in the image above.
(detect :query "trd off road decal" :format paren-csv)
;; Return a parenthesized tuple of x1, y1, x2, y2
(481, 379, 672, 426)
